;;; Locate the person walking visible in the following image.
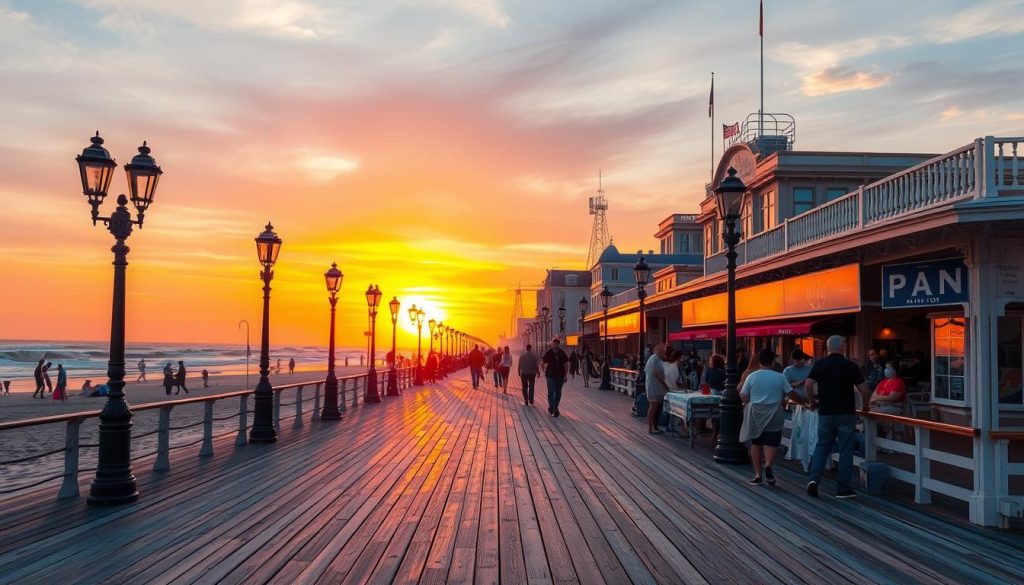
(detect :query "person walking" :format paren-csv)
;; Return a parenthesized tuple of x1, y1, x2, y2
(42, 361, 54, 396)
(569, 349, 580, 379)
(784, 348, 817, 471)
(53, 364, 68, 401)
(468, 345, 485, 389)
(288, 357, 296, 375)
(33, 359, 46, 399)
(541, 338, 569, 417)
(175, 360, 189, 394)
(426, 351, 438, 383)
(517, 344, 540, 406)
(643, 343, 669, 434)
(162, 362, 174, 396)
(805, 335, 871, 499)
(580, 345, 592, 388)
(136, 358, 147, 382)
(740, 349, 801, 486)
(500, 346, 513, 394)
(490, 350, 502, 387)
(201, 368, 210, 388)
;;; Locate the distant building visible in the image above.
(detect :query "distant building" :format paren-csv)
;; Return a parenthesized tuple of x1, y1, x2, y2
(533, 269, 592, 342)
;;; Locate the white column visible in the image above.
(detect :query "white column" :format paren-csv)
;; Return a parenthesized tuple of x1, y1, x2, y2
(966, 234, 1000, 526)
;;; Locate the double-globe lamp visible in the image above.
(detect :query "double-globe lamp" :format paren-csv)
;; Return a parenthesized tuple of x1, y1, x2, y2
(633, 255, 651, 416)
(364, 285, 383, 402)
(387, 296, 401, 396)
(321, 262, 344, 420)
(599, 286, 613, 390)
(408, 304, 426, 385)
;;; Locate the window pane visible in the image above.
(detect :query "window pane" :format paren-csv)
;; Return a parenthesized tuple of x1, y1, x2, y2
(934, 376, 949, 400)
(794, 188, 814, 203)
(794, 203, 814, 215)
(826, 188, 848, 201)
(998, 316, 1023, 404)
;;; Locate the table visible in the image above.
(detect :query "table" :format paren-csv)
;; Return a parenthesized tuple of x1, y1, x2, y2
(662, 391, 721, 448)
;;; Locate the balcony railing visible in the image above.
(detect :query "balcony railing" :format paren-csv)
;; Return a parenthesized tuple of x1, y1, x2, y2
(705, 136, 1024, 275)
(606, 282, 657, 310)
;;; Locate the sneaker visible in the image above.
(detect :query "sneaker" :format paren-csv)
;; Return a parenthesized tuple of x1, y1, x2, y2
(548, 407, 553, 414)
(764, 467, 776, 485)
(553, 410, 560, 417)
(836, 489, 857, 499)
(748, 476, 763, 485)
(806, 481, 818, 497)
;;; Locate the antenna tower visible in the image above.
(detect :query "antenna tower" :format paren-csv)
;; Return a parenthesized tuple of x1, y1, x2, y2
(511, 285, 524, 337)
(586, 171, 610, 269)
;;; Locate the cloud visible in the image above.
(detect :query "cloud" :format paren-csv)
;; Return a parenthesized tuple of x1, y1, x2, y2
(294, 150, 360, 182)
(925, 0, 1024, 43)
(941, 105, 963, 120)
(416, 0, 511, 28)
(802, 66, 892, 97)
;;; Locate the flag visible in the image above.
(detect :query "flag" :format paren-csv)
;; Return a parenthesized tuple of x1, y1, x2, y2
(708, 74, 714, 118)
(759, 0, 763, 37)
(723, 123, 740, 139)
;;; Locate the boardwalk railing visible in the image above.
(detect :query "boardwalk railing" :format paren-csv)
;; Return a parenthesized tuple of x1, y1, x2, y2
(705, 135, 1024, 275)
(0, 366, 417, 501)
(609, 368, 637, 396)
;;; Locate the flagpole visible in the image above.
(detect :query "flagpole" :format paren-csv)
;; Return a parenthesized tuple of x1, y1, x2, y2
(759, 0, 764, 137)
(710, 71, 715, 183)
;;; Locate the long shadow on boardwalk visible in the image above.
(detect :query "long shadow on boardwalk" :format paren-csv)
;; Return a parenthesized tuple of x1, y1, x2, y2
(0, 373, 1022, 584)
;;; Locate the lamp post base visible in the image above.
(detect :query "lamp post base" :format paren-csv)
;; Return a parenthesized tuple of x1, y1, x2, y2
(365, 367, 382, 403)
(599, 363, 612, 390)
(87, 396, 139, 506)
(249, 376, 278, 443)
(321, 374, 342, 420)
(386, 367, 400, 396)
(414, 365, 423, 386)
(713, 396, 748, 464)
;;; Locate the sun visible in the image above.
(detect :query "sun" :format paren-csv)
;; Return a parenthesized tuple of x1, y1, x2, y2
(398, 295, 448, 337)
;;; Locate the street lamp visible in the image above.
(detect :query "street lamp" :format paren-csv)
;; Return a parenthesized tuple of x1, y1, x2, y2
(713, 167, 749, 464)
(250, 222, 283, 443)
(387, 296, 401, 396)
(365, 284, 383, 403)
(77, 132, 163, 505)
(321, 262, 344, 420)
(541, 306, 550, 341)
(633, 255, 651, 416)
(558, 305, 566, 337)
(599, 286, 613, 391)
(409, 304, 425, 385)
(428, 318, 436, 357)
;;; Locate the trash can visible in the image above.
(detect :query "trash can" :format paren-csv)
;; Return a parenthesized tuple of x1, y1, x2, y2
(860, 461, 889, 495)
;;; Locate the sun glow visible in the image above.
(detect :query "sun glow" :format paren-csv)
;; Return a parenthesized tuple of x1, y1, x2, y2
(398, 295, 448, 337)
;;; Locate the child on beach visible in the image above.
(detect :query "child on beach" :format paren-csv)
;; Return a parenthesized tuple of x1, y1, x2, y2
(137, 358, 147, 382)
(53, 364, 68, 401)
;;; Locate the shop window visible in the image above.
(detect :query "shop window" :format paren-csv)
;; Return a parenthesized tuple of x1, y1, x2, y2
(794, 187, 815, 215)
(826, 188, 848, 201)
(932, 317, 967, 404)
(998, 316, 1023, 405)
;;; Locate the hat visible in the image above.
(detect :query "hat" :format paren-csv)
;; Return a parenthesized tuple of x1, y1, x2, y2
(791, 348, 811, 360)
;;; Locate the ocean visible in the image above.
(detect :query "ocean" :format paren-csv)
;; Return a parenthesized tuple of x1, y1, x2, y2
(0, 339, 394, 382)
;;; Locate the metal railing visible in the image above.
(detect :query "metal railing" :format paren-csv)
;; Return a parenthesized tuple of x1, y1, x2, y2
(705, 136, 1024, 276)
(609, 368, 637, 396)
(0, 366, 417, 501)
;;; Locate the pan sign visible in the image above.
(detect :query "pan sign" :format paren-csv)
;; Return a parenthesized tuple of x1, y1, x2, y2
(882, 258, 969, 309)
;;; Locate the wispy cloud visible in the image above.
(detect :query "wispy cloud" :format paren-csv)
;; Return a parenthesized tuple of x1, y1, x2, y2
(925, 0, 1024, 43)
(294, 150, 360, 182)
(802, 65, 891, 97)
(415, 0, 511, 28)
(775, 36, 907, 96)
(82, 0, 328, 39)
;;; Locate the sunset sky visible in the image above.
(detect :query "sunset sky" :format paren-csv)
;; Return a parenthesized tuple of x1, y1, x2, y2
(0, 0, 1022, 348)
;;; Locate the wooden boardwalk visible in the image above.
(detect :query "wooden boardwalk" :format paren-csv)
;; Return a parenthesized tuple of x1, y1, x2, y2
(1, 371, 1022, 584)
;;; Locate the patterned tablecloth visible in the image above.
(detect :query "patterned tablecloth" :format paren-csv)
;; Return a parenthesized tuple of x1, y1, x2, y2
(662, 391, 721, 424)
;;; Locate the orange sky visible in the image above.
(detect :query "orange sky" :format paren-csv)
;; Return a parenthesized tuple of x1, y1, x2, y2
(1, 1, 1021, 347)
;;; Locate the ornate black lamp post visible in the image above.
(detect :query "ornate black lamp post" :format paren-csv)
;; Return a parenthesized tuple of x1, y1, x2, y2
(387, 296, 401, 396)
(321, 262, 344, 420)
(409, 304, 425, 385)
(558, 306, 566, 337)
(77, 132, 162, 505)
(714, 167, 749, 464)
(599, 286, 613, 390)
(541, 306, 550, 341)
(633, 256, 651, 415)
(365, 284, 383, 403)
(249, 223, 283, 444)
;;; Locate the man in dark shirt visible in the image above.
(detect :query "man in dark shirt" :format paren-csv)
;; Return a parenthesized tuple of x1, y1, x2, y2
(541, 338, 570, 417)
(804, 335, 871, 499)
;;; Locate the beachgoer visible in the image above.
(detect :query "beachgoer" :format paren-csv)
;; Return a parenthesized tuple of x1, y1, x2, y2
(175, 361, 189, 394)
(805, 335, 871, 499)
(500, 346, 513, 394)
(81, 380, 93, 397)
(2, 381, 10, 396)
(276, 358, 282, 374)
(33, 359, 45, 399)
(517, 344, 540, 405)
(42, 361, 54, 396)
(643, 343, 669, 434)
(162, 363, 173, 395)
(740, 348, 801, 486)
(288, 357, 295, 375)
(869, 361, 906, 414)
(541, 338, 569, 417)
(201, 368, 210, 388)
(137, 358, 147, 382)
(468, 345, 485, 389)
(53, 364, 68, 401)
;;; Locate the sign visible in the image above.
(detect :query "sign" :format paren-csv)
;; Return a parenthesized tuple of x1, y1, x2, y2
(598, 312, 640, 336)
(882, 258, 968, 309)
(682, 264, 861, 326)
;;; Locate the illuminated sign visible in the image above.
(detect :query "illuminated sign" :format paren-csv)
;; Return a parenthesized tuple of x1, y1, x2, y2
(599, 312, 641, 336)
(882, 258, 968, 309)
(682, 264, 861, 326)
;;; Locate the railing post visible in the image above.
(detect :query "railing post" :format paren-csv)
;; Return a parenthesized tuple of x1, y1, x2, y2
(294, 386, 304, 429)
(313, 383, 321, 422)
(980, 136, 996, 198)
(58, 419, 82, 499)
(914, 426, 932, 504)
(339, 379, 348, 414)
(352, 377, 360, 409)
(236, 394, 248, 446)
(863, 418, 877, 461)
(154, 406, 172, 472)
(857, 185, 865, 228)
(273, 390, 281, 433)
(200, 401, 214, 458)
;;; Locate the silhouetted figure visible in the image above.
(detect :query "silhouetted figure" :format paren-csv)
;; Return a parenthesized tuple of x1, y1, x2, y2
(468, 345, 485, 389)
(288, 358, 295, 375)
(569, 350, 580, 379)
(33, 359, 45, 398)
(137, 358, 147, 382)
(201, 368, 210, 388)
(42, 361, 54, 395)
(162, 362, 174, 395)
(275, 358, 282, 374)
(175, 361, 189, 394)
(53, 364, 68, 401)
(2, 381, 10, 396)
(426, 351, 438, 383)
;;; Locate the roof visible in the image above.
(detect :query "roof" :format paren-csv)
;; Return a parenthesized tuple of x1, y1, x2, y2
(594, 244, 701, 267)
(544, 269, 592, 288)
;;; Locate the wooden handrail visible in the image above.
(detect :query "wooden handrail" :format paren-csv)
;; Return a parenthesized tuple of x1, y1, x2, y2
(863, 411, 978, 437)
(990, 430, 1024, 440)
(610, 368, 638, 375)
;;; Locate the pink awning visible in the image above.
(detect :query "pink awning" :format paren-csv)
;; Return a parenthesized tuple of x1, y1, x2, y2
(669, 327, 726, 341)
(735, 320, 817, 337)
